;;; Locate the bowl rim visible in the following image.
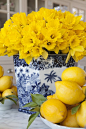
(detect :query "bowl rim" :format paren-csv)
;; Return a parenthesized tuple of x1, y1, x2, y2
(40, 115, 84, 129)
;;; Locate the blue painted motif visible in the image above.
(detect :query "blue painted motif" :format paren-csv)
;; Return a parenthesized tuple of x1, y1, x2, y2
(45, 70, 61, 83)
(13, 55, 75, 114)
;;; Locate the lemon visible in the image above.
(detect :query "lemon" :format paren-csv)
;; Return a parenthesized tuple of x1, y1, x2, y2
(55, 81, 85, 105)
(40, 104, 44, 118)
(11, 86, 18, 96)
(2, 89, 16, 98)
(61, 67, 86, 86)
(0, 65, 4, 78)
(76, 100, 86, 127)
(47, 95, 53, 99)
(61, 110, 79, 127)
(40, 98, 67, 123)
(0, 76, 13, 92)
(47, 94, 57, 99)
(82, 86, 86, 94)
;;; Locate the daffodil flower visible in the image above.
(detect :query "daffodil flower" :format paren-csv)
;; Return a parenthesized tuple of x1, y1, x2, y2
(0, 8, 86, 64)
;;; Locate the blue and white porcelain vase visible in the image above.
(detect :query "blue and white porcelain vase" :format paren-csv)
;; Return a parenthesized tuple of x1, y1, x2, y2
(13, 54, 75, 114)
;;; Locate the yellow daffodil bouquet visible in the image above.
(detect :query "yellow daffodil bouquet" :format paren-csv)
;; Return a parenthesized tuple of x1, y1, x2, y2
(0, 7, 86, 64)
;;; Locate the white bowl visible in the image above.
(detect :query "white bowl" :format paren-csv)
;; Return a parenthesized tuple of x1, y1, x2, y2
(0, 99, 15, 111)
(40, 116, 83, 129)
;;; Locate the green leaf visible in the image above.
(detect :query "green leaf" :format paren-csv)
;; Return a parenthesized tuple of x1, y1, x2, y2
(5, 95, 18, 100)
(85, 88, 86, 100)
(23, 102, 37, 108)
(26, 112, 39, 129)
(0, 95, 18, 104)
(30, 106, 40, 112)
(31, 94, 47, 106)
(0, 98, 5, 104)
(42, 50, 48, 59)
(0, 97, 3, 101)
(71, 104, 81, 115)
(5, 95, 18, 105)
(5, 97, 17, 105)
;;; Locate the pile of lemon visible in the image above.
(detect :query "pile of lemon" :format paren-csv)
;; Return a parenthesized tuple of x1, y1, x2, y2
(40, 67, 86, 128)
(0, 65, 18, 98)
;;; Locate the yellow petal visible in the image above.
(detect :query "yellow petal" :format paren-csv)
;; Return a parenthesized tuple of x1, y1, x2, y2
(7, 50, 18, 57)
(60, 29, 66, 35)
(1, 28, 7, 37)
(73, 11, 76, 16)
(54, 47, 59, 54)
(70, 49, 75, 56)
(75, 16, 82, 25)
(57, 39, 64, 42)
(20, 13, 27, 26)
(73, 24, 84, 30)
(73, 46, 84, 52)
(0, 48, 6, 53)
(0, 44, 4, 48)
(42, 50, 48, 59)
(25, 56, 32, 64)
(34, 56, 38, 59)
(65, 51, 71, 63)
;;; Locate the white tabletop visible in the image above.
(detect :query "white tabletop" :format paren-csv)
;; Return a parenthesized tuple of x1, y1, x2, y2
(0, 104, 50, 129)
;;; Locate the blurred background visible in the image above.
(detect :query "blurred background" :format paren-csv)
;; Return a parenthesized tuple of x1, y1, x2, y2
(0, 0, 86, 28)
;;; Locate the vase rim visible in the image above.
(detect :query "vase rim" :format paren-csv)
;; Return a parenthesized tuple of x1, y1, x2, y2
(13, 54, 67, 56)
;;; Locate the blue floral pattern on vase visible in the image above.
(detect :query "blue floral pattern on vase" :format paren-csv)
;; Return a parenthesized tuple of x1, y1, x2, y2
(13, 54, 75, 114)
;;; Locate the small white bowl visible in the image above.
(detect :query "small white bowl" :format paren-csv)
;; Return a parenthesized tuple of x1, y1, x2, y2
(0, 99, 15, 111)
(40, 116, 83, 129)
